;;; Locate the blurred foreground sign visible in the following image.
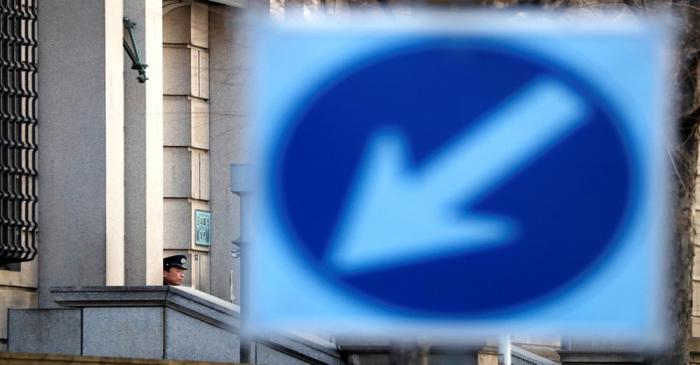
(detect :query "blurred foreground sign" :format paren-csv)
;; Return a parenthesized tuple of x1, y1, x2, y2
(248, 12, 671, 343)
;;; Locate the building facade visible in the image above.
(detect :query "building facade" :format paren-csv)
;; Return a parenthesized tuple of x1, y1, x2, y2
(0, 0, 364, 363)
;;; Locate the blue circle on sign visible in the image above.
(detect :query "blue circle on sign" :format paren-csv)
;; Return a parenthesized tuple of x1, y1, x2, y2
(270, 39, 634, 316)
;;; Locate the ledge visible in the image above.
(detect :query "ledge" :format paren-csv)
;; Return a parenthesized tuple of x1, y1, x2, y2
(208, 0, 247, 8)
(557, 350, 646, 363)
(0, 351, 238, 365)
(512, 345, 558, 365)
(50, 286, 240, 331)
(48, 286, 341, 363)
(259, 333, 341, 364)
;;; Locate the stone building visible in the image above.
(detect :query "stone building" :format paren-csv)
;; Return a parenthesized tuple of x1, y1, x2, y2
(0, 0, 346, 362)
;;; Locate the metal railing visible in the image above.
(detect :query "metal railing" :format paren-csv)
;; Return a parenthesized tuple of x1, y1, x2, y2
(0, 0, 37, 264)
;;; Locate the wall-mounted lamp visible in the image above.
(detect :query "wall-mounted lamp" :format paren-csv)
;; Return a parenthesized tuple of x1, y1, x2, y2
(123, 17, 148, 83)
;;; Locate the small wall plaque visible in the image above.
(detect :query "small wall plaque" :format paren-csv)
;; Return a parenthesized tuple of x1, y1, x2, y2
(195, 210, 211, 246)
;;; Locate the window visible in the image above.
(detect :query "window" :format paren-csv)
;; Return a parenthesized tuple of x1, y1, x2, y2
(0, 0, 37, 264)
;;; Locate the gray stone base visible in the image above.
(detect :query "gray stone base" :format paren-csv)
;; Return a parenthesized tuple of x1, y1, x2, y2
(7, 286, 342, 364)
(9, 286, 239, 362)
(8, 308, 81, 355)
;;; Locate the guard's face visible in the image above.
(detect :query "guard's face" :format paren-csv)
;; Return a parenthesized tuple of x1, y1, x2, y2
(163, 267, 186, 286)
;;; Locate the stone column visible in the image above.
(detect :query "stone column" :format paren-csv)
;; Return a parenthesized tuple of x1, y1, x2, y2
(38, 0, 125, 307)
(209, 5, 245, 303)
(123, 0, 164, 285)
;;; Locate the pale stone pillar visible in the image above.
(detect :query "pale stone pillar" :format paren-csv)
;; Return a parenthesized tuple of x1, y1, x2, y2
(124, 0, 164, 285)
(209, 5, 245, 303)
(38, 0, 125, 307)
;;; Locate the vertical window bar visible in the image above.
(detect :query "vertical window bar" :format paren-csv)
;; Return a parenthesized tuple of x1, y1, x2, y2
(0, 0, 8, 261)
(9, 0, 19, 260)
(18, 0, 26, 260)
(3, 0, 12, 260)
(27, 0, 36, 259)
(7, 0, 17, 260)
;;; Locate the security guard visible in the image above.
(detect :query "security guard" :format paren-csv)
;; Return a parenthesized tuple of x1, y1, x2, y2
(163, 255, 188, 286)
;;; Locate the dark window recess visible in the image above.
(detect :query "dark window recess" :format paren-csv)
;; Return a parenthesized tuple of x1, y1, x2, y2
(0, 261, 20, 271)
(0, 0, 37, 264)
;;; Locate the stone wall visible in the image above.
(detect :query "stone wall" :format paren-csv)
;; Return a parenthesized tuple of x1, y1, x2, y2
(8, 286, 241, 362)
(163, 0, 212, 292)
(7, 285, 343, 364)
(0, 264, 37, 350)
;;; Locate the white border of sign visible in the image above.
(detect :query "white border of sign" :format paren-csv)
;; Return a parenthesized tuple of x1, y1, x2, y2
(246, 11, 673, 346)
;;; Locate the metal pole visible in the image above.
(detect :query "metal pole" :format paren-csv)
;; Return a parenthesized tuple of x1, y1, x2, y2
(230, 164, 254, 364)
(499, 335, 511, 365)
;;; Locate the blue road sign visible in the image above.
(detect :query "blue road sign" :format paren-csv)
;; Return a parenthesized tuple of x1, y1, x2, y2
(249, 14, 670, 342)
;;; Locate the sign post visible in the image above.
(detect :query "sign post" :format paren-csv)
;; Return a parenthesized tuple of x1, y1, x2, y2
(230, 163, 255, 363)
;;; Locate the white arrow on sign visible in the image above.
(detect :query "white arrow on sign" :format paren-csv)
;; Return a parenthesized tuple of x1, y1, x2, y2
(325, 76, 589, 274)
